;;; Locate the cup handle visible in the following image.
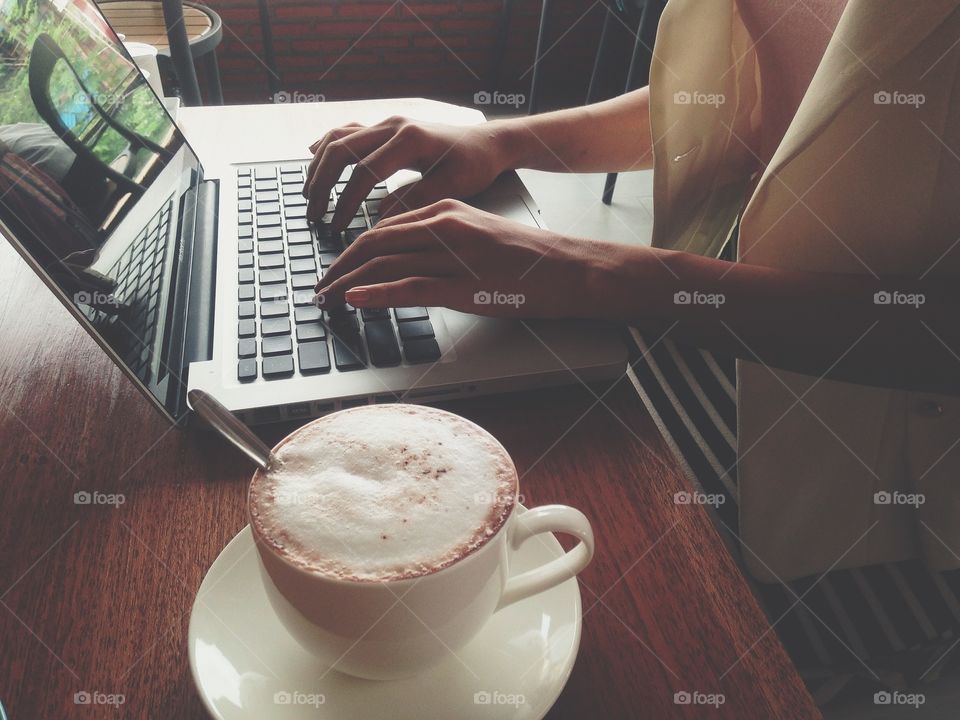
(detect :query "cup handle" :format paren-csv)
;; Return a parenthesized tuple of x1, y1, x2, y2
(496, 505, 594, 611)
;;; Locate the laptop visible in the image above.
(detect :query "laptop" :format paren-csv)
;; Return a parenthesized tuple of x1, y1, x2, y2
(0, 0, 626, 426)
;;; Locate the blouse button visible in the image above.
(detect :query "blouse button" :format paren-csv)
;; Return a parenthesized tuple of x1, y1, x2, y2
(915, 399, 945, 418)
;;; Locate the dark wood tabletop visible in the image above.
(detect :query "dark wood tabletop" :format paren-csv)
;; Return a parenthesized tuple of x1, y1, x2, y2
(0, 240, 821, 718)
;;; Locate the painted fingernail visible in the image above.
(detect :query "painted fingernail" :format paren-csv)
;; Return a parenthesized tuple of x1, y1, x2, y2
(345, 287, 370, 304)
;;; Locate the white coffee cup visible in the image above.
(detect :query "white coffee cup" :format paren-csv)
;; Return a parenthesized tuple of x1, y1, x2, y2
(248, 407, 594, 680)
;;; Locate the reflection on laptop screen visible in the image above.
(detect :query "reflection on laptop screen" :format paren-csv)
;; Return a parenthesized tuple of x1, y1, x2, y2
(0, 0, 203, 420)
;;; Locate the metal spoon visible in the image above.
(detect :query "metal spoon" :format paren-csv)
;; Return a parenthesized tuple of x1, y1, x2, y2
(187, 389, 274, 469)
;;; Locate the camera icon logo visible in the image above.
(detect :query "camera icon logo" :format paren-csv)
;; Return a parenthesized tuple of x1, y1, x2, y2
(873, 491, 892, 505)
(473, 290, 492, 305)
(74, 491, 92, 505)
(873, 290, 891, 304)
(673, 290, 691, 304)
(674, 691, 692, 704)
(874, 91, 892, 105)
(474, 91, 492, 105)
(274, 691, 292, 705)
(874, 691, 892, 704)
(474, 691, 492, 704)
(673, 91, 692, 105)
(74, 691, 91, 704)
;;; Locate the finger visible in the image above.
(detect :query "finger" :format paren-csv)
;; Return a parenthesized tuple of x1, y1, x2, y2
(377, 174, 452, 220)
(372, 197, 459, 231)
(304, 125, 364, 197)
(331, 136, 421, 232)
(316, 222, 438, 292)
(317, 253, 456, 306)
(307, 121, 363, 155)
(343, 277, 458, 310)
(305, 125, 398, 221)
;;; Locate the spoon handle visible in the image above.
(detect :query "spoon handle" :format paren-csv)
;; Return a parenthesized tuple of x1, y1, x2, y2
(188, 389, 273, 469)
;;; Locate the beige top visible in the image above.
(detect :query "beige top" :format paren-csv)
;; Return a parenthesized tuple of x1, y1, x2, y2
(649, 0, 960, 582)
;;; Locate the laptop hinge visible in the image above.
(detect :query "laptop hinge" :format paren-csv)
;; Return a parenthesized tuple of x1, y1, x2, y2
(165, 177, 218, 417)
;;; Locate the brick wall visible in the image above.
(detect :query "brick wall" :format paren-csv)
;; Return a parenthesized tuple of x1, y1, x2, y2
(197, 0, 639, 110)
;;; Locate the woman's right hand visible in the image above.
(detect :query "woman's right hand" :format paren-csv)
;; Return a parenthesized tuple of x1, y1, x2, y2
(303, 116, 514, 230)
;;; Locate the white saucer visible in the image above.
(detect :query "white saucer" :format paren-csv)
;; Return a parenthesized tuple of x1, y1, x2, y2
(188, 518, 583, 719)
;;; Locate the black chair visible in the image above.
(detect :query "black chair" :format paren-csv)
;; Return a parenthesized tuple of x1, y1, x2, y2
(27, 33, 172, 201)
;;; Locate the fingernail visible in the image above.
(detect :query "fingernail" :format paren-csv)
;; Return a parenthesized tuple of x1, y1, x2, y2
(345, 287, 370, 304)
(313, 292, 326, 307)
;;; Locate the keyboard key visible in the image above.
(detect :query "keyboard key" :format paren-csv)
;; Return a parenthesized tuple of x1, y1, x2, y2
(261, 301, 289, 318)
(284, 205, 307, 219)
(291, 290, 315, 307)
(238, 200, 252, 213)
(259, 268, 286, 284)
(297, 322, 326, 341)
(259, 284, 287, 302)
(287, 230, 312, 245)
(258, 239, 284, 254)
(238, 176, 251, 188)
(258, 214, 282, 227)
(290, 258, 316, 273)
(394, 307, 429, 321)
(291, 273, 318, 290)
(257, 226, 283, 241)
(262, 355, 295, 378)
(258, 254, 285, 269)
(238, 338, 257, 358)
(261, 317, 291, 336)
(238, 268, 255, 284)
(238, 239, 254, 253)
(238, 253, 254, 268)
(403, 337, 441, 364)
(239, 301, 256, 319)
(238, 358, 258, 382)
(238, 319, 256, 337)
(257, 201, 281, 215)
(281, 170, 305, 182)
(238, 285, 255, 301)
(238, 226, 253, 239)
(343, 228, 364, 245)
(289, 245, 314, 259)
(347, 215, 368, 230)
(283, 194, 307, 208)
(364, 320, 401, 367)
(319, 252, 338, 267)
(286, 218, 310, 231)
(360, 307, 389, 321)
(254, 166, 276, 180)
(332, 333, 366, 370)
(262, 335, 293, 356)
(238, 188, 252, 200)
(256, 190, 279, 203)
(255, 179, 278, 192)
(329, 311, 359, 332)
(298, 341, 331, 374)
(294, 306, 322, 323)
(238, 212, 253, 225)
(397, 319, 434, 340)
(238, 167, 252, 178)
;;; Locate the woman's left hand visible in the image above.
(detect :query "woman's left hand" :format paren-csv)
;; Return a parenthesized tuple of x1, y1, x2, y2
(314, 199, 616, 318)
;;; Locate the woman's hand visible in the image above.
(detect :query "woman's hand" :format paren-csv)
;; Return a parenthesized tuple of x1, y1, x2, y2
(303, 116, 514, 229)
(314, 199, 618, 318)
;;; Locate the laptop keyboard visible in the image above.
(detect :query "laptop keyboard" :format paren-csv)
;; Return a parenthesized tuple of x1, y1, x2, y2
(80, 197, 173, 385)
(235, 162, 441, 383)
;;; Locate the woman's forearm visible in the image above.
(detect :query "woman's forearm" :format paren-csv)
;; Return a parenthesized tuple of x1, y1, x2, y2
(586, 243, 960, 393)
(490, 88, 653, 173)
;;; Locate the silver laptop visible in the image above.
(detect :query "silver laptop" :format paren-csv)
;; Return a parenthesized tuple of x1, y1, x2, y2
(0, 0, 626, 425)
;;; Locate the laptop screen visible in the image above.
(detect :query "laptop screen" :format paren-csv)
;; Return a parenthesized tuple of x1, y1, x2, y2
(0, 0, 202, 420)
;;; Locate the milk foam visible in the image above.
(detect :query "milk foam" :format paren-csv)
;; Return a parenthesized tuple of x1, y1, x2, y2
(249, 405, 517, 581)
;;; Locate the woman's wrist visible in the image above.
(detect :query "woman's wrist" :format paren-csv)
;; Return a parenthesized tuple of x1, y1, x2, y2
(484, 117, 533, 172)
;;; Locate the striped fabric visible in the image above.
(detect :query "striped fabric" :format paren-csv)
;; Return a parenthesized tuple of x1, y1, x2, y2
(623, 329, 960, 705)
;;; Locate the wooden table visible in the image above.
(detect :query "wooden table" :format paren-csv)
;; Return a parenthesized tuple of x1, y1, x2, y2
(0, 102, 820, 719)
